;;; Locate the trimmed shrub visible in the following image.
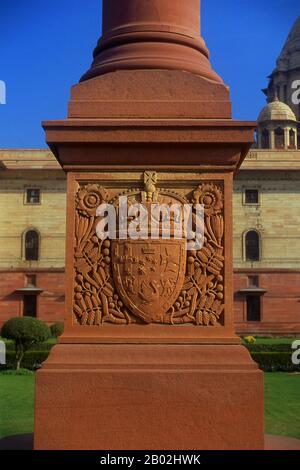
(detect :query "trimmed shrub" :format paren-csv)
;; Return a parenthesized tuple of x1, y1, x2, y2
(3, 338, 56, 352)
(251, 352, 300, 372)
(50, 322, 64, 338)
(1, 317, 51, 370)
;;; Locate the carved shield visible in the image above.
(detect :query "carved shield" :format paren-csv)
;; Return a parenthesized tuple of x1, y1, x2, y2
(111, 239, 186, 323)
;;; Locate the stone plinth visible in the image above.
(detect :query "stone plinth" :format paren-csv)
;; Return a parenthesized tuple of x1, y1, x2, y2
(34, 0, 264, 450)
(35, 343, 263, 450)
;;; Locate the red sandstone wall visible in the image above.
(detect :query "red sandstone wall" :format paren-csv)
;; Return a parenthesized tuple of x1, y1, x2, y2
(234, 271, 300, 335)
(0, 272, 24, 324)
(0, 271, 65, 327)
(37, 272, 65, 324)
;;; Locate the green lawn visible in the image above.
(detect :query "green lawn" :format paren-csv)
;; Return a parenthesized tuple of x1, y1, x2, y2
(0, 372, 299, 440)
(0, 373, 35, 439)
(265, 372, 300, 439)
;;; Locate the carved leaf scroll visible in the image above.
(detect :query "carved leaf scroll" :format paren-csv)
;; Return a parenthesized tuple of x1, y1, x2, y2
(168, 183, 225, 326)
(74, 184, 137, 325)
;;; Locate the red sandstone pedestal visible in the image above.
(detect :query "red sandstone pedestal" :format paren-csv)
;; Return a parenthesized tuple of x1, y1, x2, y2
(34, 0, 264, 450)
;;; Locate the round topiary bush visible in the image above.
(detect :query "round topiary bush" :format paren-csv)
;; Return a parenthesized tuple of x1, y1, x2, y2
(1, 317, 51, 370)
(50, 321, 64, 338)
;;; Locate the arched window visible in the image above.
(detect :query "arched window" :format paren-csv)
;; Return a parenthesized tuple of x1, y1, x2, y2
(245, 231, 260, 262)
(289, 129, 296, 149)
(274, 127, 284, 149)
(261, 129, 269, 149)
(25, 230, 39, 261)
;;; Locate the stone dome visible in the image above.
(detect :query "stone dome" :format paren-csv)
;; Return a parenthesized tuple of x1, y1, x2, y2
(276, 16, 300, 72)
(258, 98, 297, 123)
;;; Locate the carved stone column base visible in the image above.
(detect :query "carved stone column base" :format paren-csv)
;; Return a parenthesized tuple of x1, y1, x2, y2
(34, 343, 264, 450)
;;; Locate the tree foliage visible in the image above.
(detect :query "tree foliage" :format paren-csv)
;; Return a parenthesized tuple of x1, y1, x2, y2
(1, 317, 50, 370)
(50, 321, 64, 338)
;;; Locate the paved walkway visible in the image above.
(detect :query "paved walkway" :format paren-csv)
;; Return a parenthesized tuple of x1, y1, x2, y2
(265, 435, 300, 450)
(0, 433, 300, 450)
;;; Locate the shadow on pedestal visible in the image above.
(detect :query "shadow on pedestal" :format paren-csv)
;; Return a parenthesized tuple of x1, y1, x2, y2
(0, 434, 33, 450)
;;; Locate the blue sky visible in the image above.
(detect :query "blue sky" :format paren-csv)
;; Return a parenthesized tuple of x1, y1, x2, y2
(0, 0, 299, 148)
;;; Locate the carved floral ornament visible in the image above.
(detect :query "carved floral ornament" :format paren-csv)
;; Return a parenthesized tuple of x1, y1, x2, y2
(73, 176, 225, 327)
(76, 184, 109, 217)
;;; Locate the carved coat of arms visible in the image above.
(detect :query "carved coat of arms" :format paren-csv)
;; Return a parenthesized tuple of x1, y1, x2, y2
(112, 239, 186, 323)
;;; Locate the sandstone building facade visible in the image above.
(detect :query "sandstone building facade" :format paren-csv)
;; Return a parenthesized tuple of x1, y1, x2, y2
(0, 150, 66, 324)
(233, 147, 300, 334)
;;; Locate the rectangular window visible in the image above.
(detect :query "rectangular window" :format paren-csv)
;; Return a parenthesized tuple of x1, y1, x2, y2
(26, 189, 40, 204)
(26, 274, 36, 286)
(245, 189, 259, 205)
(246, 295, 261, 322)
(248, 275, 259, 287)
(23, 295, 37, 317)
